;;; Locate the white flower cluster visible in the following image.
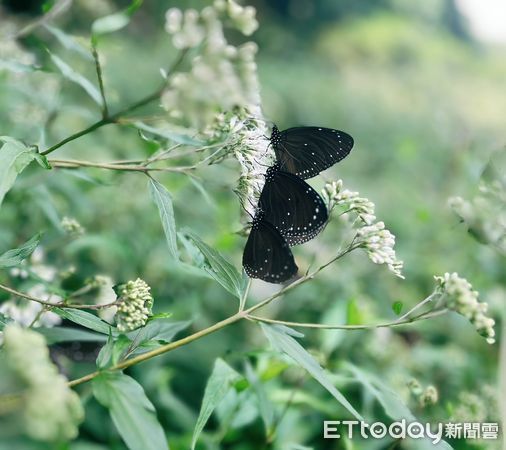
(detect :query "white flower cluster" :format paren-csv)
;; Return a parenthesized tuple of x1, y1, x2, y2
(434, 273, 495, 344)
(355, 222, 404, 278)
(2, 325, 84, 441)
(61, 216, 85, 236)
(322, 180, 376, 224)
(322, 180, 403, 277)
(115, 278, 154, 332)
(162, 1, 260, 129)
(202, 109, 272, 215)
(214, 0, 258, 35)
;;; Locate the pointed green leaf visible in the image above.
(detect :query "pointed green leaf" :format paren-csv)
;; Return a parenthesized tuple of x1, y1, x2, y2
(96, 331, 114, 368)
(0, 137, 39, 207)
(93, 372, 169, 450)
(33, 153, 52, 169)
(127, 319, 189, 345)
(244, 361, 274, 434)
(36, 326, 108, 344)
(0, 234, 41, 268)
(53, 308, 114, 334)
(149, 179, 179, 260)
(183, 230, 245, 299)
(91, 0, 143, 39)
(261, 324, 363, 421)
(191, 358, 241, 450)
(49, 52, 102, 105)
(44, 25, 93, 60)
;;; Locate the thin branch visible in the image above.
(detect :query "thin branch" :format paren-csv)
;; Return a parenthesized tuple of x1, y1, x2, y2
(49, 159, 194, 173)
(68, 311, 245, 387)
(239, 278, 252, 312)
(395, 291, 439, 322)
(0, 283, 120, 310)
(91, 44, 108, 118)
(246, 309, 449, 330)
(40, 49, 188, 156)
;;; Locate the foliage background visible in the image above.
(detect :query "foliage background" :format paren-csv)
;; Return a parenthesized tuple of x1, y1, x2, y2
(0, 0, 504, 449)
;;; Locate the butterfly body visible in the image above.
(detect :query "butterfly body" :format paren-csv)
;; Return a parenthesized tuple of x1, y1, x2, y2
(259, 164, 328, 246)
(242, 211, 298, 283)
(271, 125, 354, 179)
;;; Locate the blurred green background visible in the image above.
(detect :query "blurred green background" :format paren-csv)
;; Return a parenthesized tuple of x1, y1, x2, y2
(0, 0, 504, 449)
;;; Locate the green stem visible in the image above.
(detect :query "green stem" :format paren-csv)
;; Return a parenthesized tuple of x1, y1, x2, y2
(0, 283, 120, 310)
(91, 43, 108, 118)
(49, 159, 193, 173)
(245, 309, 449, 330)
(41, 119, 110, 156)
(68, 312, 245, 387)
(40, 49, 188, 156)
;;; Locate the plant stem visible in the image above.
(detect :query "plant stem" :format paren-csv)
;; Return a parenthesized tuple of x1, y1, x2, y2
(396, 291, 438, 322)
(91, 43, 108, 118)
(0, 283, 120, 310)
(41, 119, 111, 156)
(40, 49, 188, 156)
(68, 312, 245, 387)
(239, 279, 252, 312)
(245, 309, 449, 330)
(49, 159, 193, 173)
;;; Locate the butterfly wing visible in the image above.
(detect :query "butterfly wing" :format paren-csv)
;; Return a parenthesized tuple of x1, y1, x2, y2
(273, 126, 354, 179)
(242, 219, 298, 283)
(259, 169, 328, 246)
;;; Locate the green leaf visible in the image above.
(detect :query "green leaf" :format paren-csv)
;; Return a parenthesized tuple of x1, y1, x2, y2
(92, 14, 130, 36)
(96, 332, 114, 368)
(244, 361, 274, 435)
(93, 372, 168, 450)
(36, 326, 108, 344)
(0, 234, 41, 268)
(392, 300, 403, 316)
(191, 358, 241, 450)
(112, 334, 132, 365)
(48, 52, 102, 105)
(177, 232, 206, 268)
(91, 0, 143, 39)
(261, 324, 363, 421)
(149, 179, 179, 260)
(0, 137, 39, 207)
(183, 230, 245, 299)
(44, 25, 93, 60)
(127, 319, 189, 345)
(53, 308, 114, 334)
(33, 153, 52, 169)
(134, 122, 205, 146)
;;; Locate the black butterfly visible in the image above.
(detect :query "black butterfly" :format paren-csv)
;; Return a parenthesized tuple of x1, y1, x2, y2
(242, 211, 298, 283)
(259, 163, 328, 246)
(270, 125, 354, 179)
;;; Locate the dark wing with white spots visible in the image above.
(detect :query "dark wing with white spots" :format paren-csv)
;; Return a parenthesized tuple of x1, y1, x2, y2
(273, 126, 354, 180)
(259, 167, 328, 246)
(242, 218, 298, 283)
